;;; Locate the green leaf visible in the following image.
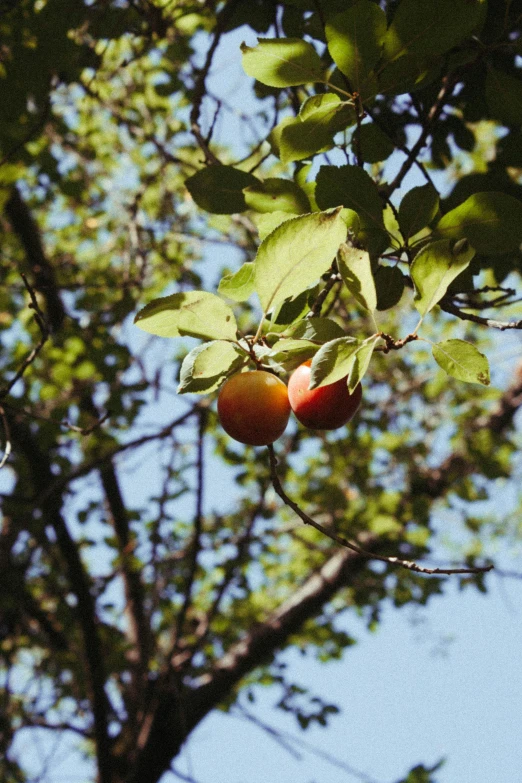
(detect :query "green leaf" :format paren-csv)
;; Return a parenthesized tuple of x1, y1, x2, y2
(432, 339, 490, 385)
(178, 341, 246, 394)
(279, 93, 356, 164)
(436, 191, 522, 254)
(310, 337, 361, 389)
(398, 183, 439, 240)
(270, 287, 318, 326)
(411, 239, 475, 316)
(374, 265, 406, 311)
(134, 291, 238, 341)
(382, 0, 486, 61)
(354, 123, 395, 164)
(315, 165, 388, 255)
(240, 38, 323, 87)
(325, 1, 387, 93)
(285, 317, 345, 343)
(337, 243, 377, 313)
(268, 338, 319, 367)
(348, 334, 379, 392)
(244, 178, 310, 214)
(485, 66, 522, 127)
(377, 54, 439, 96)
(185, 166, 258, 214)
(252, 211, 299, 240)
(254, 209, 347, 314)
(218, 263, 255, 302)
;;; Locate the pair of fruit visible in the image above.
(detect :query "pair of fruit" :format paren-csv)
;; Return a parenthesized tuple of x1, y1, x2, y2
(217, 361, 362, 446)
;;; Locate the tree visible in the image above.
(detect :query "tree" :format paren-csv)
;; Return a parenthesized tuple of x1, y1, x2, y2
(1, 1, 522, 781)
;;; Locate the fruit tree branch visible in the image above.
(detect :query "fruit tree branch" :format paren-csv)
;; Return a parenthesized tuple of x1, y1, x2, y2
(266, 446, 493, 577)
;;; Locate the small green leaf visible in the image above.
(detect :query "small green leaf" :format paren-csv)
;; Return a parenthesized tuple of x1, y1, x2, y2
(286, 317, 345, 343)
(436, 191, 522, 255)
(268, 338, 319, 366)
(354, 123, 395, 164)
(185, 166, 258, 214)
(310, 337, 361, 389)
(398, 183, 439, 240)
(134, 291, 238, 341)
(244, 178, 310, 214)
(241, 38, 323, 87)
(432, 339, 490, 385)
(337, 243, 377, 313)
(374, 265, 406, 311)
(271, 287, 317, 327)
(325, 1, 387, 94)
(348, 334, 379, 392)
(486, 66, 522, 127)
(254, 209, 347, 315)
(218, 262, 255, 302)
(279, 93, 356, 164)
(178, 341, 246, 394)
(411, 239, 475, 316)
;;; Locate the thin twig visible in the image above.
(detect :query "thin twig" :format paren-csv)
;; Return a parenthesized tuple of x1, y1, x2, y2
(189, 0, 243, 163)
(0, 274, 50, 400)
(0, 406, 11, 469)
(384, 73, 459, 196)
(267, 445, 493, 577)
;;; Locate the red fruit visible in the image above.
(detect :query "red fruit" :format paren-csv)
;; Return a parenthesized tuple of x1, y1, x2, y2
(217, 370, 291, 446)
(288, 360, 362, 430)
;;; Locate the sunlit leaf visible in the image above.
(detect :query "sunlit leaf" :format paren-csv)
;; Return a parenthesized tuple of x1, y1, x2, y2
(218, 263, 256, 302)
(325, 1, 387, 94)
(178, 341, 246, 394)
(411, 239, 475, 315)
(432, 339, 490, 385)
(241, 38, 323, 87)
(309, 337, 361, 389)
(254, 209, 346, 314)
(134, 291, 238, 341)
(436, 191, 522, 254)
(337, 243, 377, 313)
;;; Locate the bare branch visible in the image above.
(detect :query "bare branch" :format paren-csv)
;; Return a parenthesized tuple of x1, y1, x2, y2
(441, 300, 522, 330)
(189, 0, 243, 163)
(172, 408, 207, 653)
(384, 73, 459, 196)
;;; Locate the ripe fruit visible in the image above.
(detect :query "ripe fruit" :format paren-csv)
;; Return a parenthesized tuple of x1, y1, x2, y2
(217, 370, 291, 446)
(288, 360, 362, 430)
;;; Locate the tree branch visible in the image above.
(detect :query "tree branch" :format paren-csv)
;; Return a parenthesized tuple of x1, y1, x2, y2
(5, 187, 66, 332)
(267, 446, 492, 577)
(6, 415, 113, 783)
(440, 299, 522, 330)
(189, 0, 243, 163)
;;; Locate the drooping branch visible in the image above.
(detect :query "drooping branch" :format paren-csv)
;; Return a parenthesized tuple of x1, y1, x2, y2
(267, 446, 493, 577)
